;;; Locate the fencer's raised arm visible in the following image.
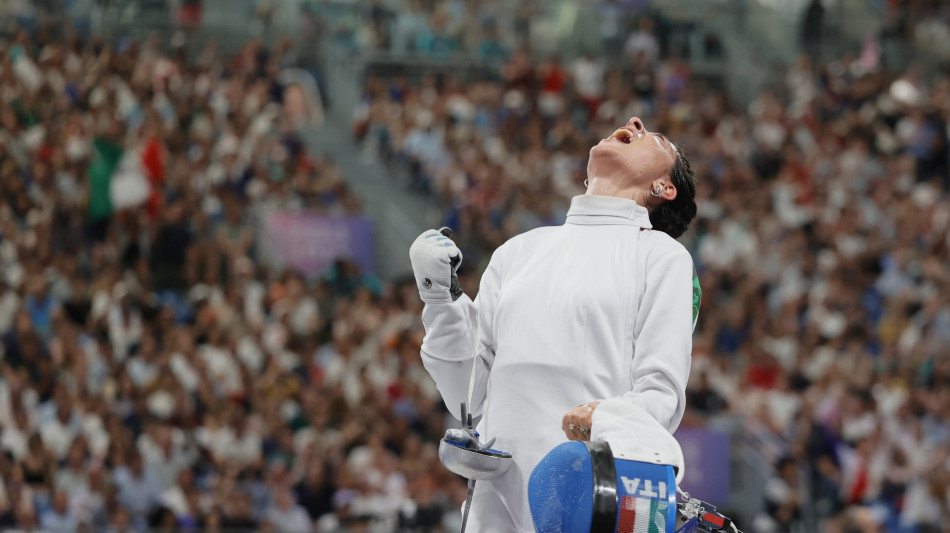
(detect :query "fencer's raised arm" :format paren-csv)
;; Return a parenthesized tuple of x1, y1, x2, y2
(410, 229, 503, 420)
(616, 232, 695, 433)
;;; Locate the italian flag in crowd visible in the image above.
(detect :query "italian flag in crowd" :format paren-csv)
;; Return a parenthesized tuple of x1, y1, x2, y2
(618, 495, 670, 533)
(88, 137, 165, 221)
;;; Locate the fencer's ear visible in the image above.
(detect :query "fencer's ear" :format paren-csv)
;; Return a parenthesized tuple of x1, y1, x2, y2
(661, 181, 677, 202)
(651, 180, 677, 203)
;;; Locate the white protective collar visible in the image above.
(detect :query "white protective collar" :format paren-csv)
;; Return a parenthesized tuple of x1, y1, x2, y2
(565, 194, 653, 228)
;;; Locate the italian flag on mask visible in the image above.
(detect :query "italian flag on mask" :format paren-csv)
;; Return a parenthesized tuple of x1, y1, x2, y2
(88, 137, 165, 221)
(619, 494, 670, 533)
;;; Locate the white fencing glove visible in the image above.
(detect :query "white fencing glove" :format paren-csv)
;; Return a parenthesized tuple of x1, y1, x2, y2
(409, 227, 463, 303)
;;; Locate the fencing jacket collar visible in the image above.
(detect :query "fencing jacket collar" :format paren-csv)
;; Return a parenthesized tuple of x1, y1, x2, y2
(566, 194, 653, 229)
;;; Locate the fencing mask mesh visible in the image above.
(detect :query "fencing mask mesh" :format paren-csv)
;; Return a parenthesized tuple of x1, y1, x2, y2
(529, 440, 677, 533)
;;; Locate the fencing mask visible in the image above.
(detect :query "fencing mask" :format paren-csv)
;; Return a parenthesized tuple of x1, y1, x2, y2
(528, 399, 686, 533)
(529, 439, 677, 533)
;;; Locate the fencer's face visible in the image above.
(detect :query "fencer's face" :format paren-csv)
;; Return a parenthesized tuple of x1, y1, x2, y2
(587, 117, 677, 192)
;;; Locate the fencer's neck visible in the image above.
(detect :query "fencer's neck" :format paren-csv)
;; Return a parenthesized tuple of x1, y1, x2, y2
(584, 177, 651, 207)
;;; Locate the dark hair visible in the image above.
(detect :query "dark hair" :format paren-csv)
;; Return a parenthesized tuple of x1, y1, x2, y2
(649, 151, 697, 239)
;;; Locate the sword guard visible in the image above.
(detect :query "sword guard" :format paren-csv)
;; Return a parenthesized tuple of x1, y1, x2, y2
(439, 402, 513, 480)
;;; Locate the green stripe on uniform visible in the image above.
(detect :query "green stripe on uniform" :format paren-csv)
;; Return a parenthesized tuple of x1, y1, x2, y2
(692, 264, 702, 330)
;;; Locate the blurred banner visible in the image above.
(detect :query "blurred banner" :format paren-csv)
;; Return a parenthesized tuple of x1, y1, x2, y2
(674, 427, 732, 506)
(261, 212, 375, 276)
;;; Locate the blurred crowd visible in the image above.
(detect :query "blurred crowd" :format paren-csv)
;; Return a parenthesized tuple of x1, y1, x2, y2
(0, 25, 443, 533)
(318, 0, 535, 60)
(1, 1, 950, 533)
(317, 0, 651, 65)
(355, 4, 950, 533)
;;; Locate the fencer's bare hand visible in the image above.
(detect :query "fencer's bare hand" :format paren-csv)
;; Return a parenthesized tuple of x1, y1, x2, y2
(561, 402, 600, 441)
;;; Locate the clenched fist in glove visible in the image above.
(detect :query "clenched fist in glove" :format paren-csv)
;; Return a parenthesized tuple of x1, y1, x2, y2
(409, 228, 464, 303)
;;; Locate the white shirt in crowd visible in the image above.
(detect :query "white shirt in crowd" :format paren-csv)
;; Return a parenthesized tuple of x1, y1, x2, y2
(137, 429, 198, 490)
(1, 423, 29, 460)
(570, 57, 605, 99)
(39, 412, 81, 461)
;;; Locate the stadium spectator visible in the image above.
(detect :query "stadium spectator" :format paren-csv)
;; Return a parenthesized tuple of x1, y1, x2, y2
(40, 489, 78, 533)
(754, 457, 802, 532)
(625, 16, 661, 66)
(264, 487, 313, 532)
(112, 452, 160, 522)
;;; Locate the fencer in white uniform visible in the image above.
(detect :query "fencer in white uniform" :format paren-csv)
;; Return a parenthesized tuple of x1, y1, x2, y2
(410, 116, 699, 532)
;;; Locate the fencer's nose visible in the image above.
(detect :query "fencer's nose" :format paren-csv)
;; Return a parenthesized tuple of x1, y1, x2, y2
(626, 117, 645, 134)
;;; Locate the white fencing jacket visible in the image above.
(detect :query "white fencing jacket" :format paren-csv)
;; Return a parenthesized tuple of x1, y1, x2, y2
(420, 194, 695, 532)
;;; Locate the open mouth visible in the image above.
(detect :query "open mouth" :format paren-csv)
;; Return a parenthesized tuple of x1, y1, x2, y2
(610, 128, 639, 144)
